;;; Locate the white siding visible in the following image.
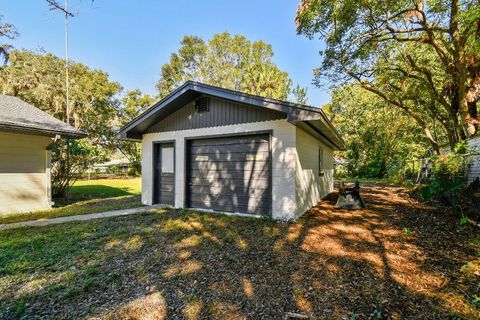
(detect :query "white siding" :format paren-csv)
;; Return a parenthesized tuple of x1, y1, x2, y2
(0, 131, 52, 214)
(142, 119, 335, 220)
(466, 136, 480, 184)
(295, 127, 334, 217)
(440, 137, 480, 184)
(142, 119, 298, 220)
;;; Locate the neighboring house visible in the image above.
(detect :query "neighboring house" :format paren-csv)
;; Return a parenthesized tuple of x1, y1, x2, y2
(440, 136, 480, 184)
(118, 81, 345, 220)
(458, 136, 480, 184)
(0, 95, 85, 214)
(89, 158, 131, 174)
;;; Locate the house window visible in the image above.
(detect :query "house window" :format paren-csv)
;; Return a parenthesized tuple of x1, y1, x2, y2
(161, 146, 174, 173)
(319, 148, 324, 176)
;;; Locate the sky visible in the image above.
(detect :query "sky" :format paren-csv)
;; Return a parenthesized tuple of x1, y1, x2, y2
(1, 0, 331, 106)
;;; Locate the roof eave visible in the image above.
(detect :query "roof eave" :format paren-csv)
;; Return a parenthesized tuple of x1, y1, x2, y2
(116, 131, 142, 141)
(116, 81, 345, 148)
(0, 123, 86, 139)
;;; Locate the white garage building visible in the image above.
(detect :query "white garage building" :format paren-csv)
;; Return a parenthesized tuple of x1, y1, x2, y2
(118, 81, 345, 220)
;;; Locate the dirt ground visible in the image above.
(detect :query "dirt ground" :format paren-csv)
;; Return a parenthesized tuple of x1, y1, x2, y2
(1, 186, 479, 319)
(291, 186, 480, 319)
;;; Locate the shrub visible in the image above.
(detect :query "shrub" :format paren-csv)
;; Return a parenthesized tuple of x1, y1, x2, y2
(422, 141, 472, 215)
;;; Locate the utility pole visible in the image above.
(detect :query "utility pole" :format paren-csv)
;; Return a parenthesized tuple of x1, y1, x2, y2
(46, 0, 74, 124)
(47, 0, 75, 197)
(65, 0, 70, 125)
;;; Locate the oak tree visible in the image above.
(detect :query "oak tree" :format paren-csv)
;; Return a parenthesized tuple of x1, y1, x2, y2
(296, 0, 480, 150)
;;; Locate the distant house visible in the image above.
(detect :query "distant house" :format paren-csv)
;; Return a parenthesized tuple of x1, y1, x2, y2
(118, 81, 345, 220)
(459, 136, 480, 184)
(0, 95, 85, 214)
(440, 136, 480, 185)
(88, 158, 131, 175)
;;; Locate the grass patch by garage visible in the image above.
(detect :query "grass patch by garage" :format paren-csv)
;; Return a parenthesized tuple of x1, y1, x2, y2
(0, 178, 142, 224)
(56, 178, 141, 204)
(0, 186, 478, 319)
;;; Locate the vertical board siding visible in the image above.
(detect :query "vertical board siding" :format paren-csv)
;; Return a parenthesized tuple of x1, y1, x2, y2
(146, 97, 285, 133)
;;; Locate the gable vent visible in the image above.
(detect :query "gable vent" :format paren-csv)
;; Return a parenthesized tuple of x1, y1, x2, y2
(195, 97, 210, 113)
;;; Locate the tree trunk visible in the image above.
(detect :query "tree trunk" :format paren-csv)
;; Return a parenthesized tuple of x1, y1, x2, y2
(450, 0, 475, 136)
(358, 83, 441, 154)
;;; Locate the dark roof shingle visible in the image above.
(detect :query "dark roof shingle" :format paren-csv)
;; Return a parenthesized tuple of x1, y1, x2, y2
(0, 95, 85, 138)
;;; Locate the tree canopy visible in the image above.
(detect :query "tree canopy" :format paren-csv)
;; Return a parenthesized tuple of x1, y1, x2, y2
(296, 0, 480, 150)
(0, 15, 18, 64)
(0, 49, 123, 196)
(325, 84, 429, 178)
(115, 89, 154, 175)
(156, 32, 307, 103)
(0, 30, 310, 196)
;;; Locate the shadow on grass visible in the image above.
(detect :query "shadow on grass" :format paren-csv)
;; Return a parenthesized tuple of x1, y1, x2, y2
(55, 185, 137, 207)
(0, 187, 478, 319)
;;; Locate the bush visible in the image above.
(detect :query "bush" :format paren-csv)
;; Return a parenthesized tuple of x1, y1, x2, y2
(127, 166, 140, 177)
(422, 141, 472, 215)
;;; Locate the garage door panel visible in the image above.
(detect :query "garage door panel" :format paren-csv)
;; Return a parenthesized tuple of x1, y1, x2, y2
(188, 193, 269, 208)
(189, 160, 269, 171)
(189, 169, 269, 181)
(190, 151, 269, 162)
(190, 143, 269, 154)
(189, 199, 270, 215)
(187, 134, 271, 216)
(190, 137, 268, 147)
(189, 185, 270, 197)
(189, 177, 270, 189)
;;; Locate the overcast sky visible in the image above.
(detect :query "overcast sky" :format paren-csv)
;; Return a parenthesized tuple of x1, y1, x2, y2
(1, 0, 330, 106)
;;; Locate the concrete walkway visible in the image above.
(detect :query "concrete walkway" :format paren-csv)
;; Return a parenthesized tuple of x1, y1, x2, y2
(0, 205, 166, 230)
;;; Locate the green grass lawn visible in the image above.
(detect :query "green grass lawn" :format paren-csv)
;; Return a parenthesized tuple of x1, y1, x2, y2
(62, 178, 142, 202)
(0, 178, 142, 224)
(0, 187, 478, 319)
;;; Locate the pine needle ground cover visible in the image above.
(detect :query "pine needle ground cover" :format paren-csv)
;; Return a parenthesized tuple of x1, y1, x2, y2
(0, 187, 478, 319)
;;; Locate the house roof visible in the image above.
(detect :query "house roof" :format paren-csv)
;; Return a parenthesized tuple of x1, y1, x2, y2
(117, 81, 346, 150)
(0, 95, 85, 138)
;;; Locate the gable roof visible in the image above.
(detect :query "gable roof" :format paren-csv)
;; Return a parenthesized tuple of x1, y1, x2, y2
(0, 95, 85, 138)
(117, 81, 346, 150)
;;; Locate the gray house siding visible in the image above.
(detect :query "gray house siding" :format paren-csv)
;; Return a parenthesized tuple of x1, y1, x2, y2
(146, 97, 285, 133)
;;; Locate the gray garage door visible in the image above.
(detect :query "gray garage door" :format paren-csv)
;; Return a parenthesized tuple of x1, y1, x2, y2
(187, 134, 271, 216)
